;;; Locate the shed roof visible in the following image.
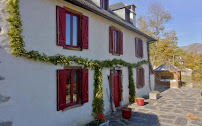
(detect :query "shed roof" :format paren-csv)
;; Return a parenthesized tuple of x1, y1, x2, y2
(154, 62, 181, 72)
(64, 0, 156, 41)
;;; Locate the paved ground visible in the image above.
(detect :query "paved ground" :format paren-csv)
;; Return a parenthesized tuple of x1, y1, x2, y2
(107, 87, 202, 126)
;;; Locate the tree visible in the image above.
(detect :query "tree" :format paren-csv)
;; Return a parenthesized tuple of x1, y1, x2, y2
(148, 2, 172, 39)
(137, 16, 152, 36)
(146, 2, 172, 66)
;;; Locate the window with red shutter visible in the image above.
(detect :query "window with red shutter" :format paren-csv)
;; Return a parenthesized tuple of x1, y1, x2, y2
(119, 31, 123, 55)
(109, 26, 114, 53)
(136, 68, 145, 89)
(135, 38, 138, 57)
(56, 6, 89, 50)
(57, 68, 89, 111)
(82, 69, 88, 104)
(82, 15, 89, 49)
(56, 6, 66, 46)
(57, 70, 66, 111)
(109, 26, 123, 55)
(135, 38, 143, 58)
(136, 69, 140, 88)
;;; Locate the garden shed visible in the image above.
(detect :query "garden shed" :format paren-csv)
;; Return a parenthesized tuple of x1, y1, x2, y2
(154, 62, 181, 88)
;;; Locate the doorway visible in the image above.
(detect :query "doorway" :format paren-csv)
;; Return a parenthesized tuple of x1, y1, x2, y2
(110, 70, 121, 107)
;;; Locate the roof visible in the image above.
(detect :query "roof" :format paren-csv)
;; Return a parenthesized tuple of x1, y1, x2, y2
(109, 2, 125, 11)
(154, 62, 181, 72)
(64, 0, 156, 42)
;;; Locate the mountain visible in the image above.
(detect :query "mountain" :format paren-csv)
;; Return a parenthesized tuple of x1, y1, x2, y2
(180, 43, 202, 54)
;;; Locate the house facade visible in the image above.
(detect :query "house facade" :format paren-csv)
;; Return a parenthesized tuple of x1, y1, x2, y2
(0, 0, 155, 126)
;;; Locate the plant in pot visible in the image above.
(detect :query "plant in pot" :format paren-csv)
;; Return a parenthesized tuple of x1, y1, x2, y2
(121, 107, 132, 119)
(149, 90, 160, 100)
(136, 97, 144, 106)
(88, 113, 109, 126)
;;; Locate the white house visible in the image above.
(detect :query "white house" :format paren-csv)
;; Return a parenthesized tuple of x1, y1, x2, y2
(0, 0, 156, 126)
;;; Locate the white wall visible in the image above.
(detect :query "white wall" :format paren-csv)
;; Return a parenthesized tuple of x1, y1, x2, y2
(0, 0, 151, 125)
(133, 64, 151, 97)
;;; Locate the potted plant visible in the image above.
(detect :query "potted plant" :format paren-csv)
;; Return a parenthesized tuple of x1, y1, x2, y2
(122, 107, 132, 119)
(149, 90, 160, 100)
(136, 97, 144, 106)
(88, 113, 109, 126)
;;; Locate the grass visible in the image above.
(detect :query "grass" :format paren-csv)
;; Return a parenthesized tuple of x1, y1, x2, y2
(150, 90, 159, 93)
(193, 85, 202, 89)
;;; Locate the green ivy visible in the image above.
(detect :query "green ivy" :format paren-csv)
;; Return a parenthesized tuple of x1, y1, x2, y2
(6, 0, 149, 118)
(128, 66, 136, 103)
(92, 66, 104, 117)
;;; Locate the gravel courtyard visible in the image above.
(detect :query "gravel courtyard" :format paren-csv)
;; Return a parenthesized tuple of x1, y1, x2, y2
(107, 87, 202, 126)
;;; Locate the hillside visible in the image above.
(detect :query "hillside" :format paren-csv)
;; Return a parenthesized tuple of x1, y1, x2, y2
(180, 43, 202, 54)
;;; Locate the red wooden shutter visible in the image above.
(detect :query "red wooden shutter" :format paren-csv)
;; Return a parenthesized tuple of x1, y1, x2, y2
(142, 69, 145, 87)
(109, 26, 114, 53)
(141, 40, 143, 58)
(57, 70, 67, 111)
(119, 31, 123, 55)
(136, 69, 140, 88)
(56, 6, 66, 46)
(82, 69, 88, 104)
(139, 39, 143, 58)
(82, 15, 89, 49)
(135, 38, 138, 57)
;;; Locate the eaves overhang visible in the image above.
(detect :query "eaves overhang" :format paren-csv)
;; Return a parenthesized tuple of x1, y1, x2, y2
(64, 0, 156, 42)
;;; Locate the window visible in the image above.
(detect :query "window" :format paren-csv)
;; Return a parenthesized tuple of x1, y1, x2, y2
(136, 68, 145, 88)
(109, 26, 123, 55)
(57, 69, 88, 111)
(56, 6, 89, 49)
(65, 12, 79, 48)
(100, 0, 109, 10)
(135, 38, 143, 58)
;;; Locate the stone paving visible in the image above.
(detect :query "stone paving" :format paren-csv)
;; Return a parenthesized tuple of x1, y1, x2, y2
(107, 87, 202, 126)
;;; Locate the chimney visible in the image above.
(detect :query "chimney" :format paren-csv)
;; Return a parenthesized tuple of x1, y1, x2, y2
(129, 5, 136, 26)
(110, 3, 136, 26)
(91, 0, 109, 10)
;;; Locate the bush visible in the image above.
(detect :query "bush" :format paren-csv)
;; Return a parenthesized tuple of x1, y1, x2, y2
(192, 68, 202, 82)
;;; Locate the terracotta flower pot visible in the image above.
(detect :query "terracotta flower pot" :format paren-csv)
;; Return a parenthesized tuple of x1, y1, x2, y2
(136, 97, 144, 106)
(122, 107, 132, 119)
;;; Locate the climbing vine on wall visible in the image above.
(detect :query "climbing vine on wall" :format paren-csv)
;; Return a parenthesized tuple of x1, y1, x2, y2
(128, 66, 136, 103)
(6, 0, 149, 118)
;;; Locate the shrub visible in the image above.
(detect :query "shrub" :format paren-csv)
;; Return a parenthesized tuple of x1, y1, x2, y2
(192, 68, 202, 82)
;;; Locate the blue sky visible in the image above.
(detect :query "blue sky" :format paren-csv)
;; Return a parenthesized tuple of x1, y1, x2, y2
(109, 0, 202, 47)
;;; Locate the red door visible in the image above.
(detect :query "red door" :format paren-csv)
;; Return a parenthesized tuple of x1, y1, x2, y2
(111, 70, 120, 107)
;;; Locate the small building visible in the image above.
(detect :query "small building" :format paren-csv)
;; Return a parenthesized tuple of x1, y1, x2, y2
(154, 62, 181, 88)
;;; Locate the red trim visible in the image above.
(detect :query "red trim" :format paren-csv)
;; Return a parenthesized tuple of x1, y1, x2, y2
(70, 15, 73, 46)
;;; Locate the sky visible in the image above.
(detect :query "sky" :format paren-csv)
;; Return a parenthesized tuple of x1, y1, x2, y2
(109, 0, 202, 47)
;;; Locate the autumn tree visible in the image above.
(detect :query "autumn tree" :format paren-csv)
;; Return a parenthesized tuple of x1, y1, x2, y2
(137, 16, 152, 36)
